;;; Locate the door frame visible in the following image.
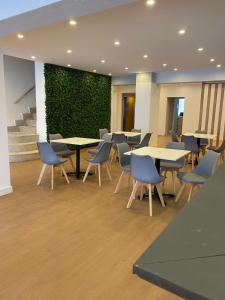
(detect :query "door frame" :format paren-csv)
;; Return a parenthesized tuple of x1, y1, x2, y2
(121, 93, 136, 131)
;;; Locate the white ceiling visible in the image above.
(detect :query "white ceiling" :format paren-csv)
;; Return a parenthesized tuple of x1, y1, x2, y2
(0, 0, 225, 75)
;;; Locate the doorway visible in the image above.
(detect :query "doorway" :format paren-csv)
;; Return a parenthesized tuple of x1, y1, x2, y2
(122, 93, 135, 131)
(165, 97, 185, 136)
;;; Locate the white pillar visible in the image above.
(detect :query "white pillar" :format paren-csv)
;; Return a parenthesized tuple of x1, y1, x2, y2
(35, 62, 47, 142)
(0, 50, 12, 196)
(135, 73, 159, 146)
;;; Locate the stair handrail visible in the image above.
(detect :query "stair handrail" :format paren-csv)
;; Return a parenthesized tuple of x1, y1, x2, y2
(14, 85, 35, 104)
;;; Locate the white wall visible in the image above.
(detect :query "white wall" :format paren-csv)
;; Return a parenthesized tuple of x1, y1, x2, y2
(35, 62, 47, 142)
(4, 55, 36, 126)
(0, 50, 12, 196)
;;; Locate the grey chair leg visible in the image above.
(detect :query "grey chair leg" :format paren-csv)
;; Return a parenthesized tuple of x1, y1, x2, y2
(127, 181, 139, 208)
(60, 165, 70, 184)
(37, 164, 47, 186)
(105, 162, 112, 181)
(83, 163, 92, 183)
(51, 165, 54, 190)
(69, 156, 75, 170)
(156, 185, 166, 207)
(187, 185, 194, 202)
(114, 170, 125, 193)
(98, 164, 101, 187)
(175, 182, 186, 202)
(148, 184, 153, 217)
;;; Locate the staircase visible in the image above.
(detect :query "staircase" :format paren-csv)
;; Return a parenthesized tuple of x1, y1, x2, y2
(8, 107, 39, 162)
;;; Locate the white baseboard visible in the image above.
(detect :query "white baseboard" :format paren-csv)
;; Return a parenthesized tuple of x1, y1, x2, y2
(0, 186, 13, 197)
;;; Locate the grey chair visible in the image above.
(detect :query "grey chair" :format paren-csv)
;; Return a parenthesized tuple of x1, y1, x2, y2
(160, 142, 186, 194)
(83, 142, 112, 186)
(208, 139, 225, 161)
(182, 135, 200, 169)
(49, 133, 76, 170)
(134, 133, 152, 149)
(111, 133, 126, 162)
(127, 154, 165, 217)
(99, 128, 108, 139)
(175, 150, 219, 203)
(88, 133, 111, 155)
(114, 143, 131, 193)
(37, 142, 70, 190)
(171, 131, 179, 142)
(127, 129, 141, 147)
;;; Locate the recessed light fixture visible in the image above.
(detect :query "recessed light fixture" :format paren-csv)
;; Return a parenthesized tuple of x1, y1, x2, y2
(67, 64, 71, 67)
(67, 49, 72, 54)
(143, 54, 148, 59)
(210, 58, 215, 62)
(146, 0, 155, 6)
(108, 73, 112, 76)
(197, 47, 204, 52)
(93, 69, 97, 73)
(217, 64, 222, 68)
(178, 28, 186, 35)
(69, 20, 77, 26)
(125, 67, 129, 70)
(17, 34, 24, 39)
(173, 68, 178, 71)
(31, 56, 36, 60)
(101, 59, 106, 63)
(163, 63, 167, 67)
(114, 41, 120, 46)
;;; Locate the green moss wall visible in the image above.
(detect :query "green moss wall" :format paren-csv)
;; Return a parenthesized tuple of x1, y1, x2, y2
(45, 64, 111, 139)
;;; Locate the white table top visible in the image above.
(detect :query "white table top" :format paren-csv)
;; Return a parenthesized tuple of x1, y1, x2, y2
(125, 146, 190, 161)
(109, 131, 142, 138)
(52, 137, 102, 146)
(183, 132, 216, 140)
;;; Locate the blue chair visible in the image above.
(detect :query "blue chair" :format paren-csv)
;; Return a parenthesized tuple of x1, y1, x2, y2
(99, 128, 108, 139)
(171, 131, 179, 142)
(111, 133, 126, 162)
(37, 142, 70, 190)
(49, 133, 76, 170)
(160, 142, 186, 194)
(127, 129, 141, 147)
(127, 154, 165, 217)
(88, 133, 111, 156)
(83, 142, 112, 186)
(175, 150, 219, 203)
(182, 135, 200, 169)
(134, 133, 152, 149)
(114, 143, 131, 193)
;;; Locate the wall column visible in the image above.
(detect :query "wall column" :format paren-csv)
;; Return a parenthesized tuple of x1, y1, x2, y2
(135, 73, 159, 145)
(0, 50, 12, 196)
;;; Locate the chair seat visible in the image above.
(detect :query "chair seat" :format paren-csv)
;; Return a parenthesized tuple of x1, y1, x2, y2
(177, 172, 207, 184)
(56, 150, 76, 157)
(137, 175, 165, 185)
(122, 165, 131, 173)
(127, 140, 138, 146)
(88, 149, 99, 155)
(160, 161, 183, 170)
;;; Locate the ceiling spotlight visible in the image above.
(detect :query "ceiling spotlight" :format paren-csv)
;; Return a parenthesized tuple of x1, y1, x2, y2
(67, 49, 72, 54)
(17, 34, 24, 39)
(210, 58, 215, 62)
(178, 29, 186, 35)
(101, 59, 106, 63)
(143, 54, 148, 59)
(31, 56, 36, 60)
(197, 47, 204, 52)
(93, 69, 97, 73)
(67, 64, 71, 67)
(114, 41, 120, 46)
(125, 67, 129, 70)
(163, 63, 167, 67)
(69, 20, 77, 26)
(173, 68, 178, 71)
(108, 73, 112, 76)
(146, 0, 155, 6)
(217, 64, 222, 68)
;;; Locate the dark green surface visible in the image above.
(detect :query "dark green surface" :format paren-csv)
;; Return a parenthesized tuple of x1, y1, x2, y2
(45, 64, 111, 139)
(134, 162, 225, 300)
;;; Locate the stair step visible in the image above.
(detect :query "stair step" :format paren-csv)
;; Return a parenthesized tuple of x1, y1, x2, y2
(9, 150, 39, 163)
(8, 126, 20, 132)
(15, 119, 26, 126)
(32, 113, 36, 120)
(29, 107, 36, 114)
(8, 133, 38, 143)
(26, 119, 36, 127)
(19, 126, 36, 134)
(22, 112, 33, 120)
(8, 142, 37, 153)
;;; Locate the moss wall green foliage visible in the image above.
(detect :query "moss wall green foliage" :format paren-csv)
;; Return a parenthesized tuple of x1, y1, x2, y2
(45, 64, 111, 139)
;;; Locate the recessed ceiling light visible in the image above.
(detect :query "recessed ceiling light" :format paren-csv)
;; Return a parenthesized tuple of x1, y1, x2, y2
(146, 0, 155, 6)
(101, 59, 106, 63)
(69, 20, 77, 26)
(210, 58, 215, 62)
(217, 64, 221, 68)
(143, 54, 148, 59)
(173, 68, 178, 71)
(108, 73, 112, 76)
(31, 56, 36, 60)
(93, 69, 97, 73)
(114, 41, 120, 46)
(67, 49, 72, 54)
(125, 67, 129, 70)
(17, 34, 24, 39)
(178, 29, 186, 35)
(163, 63, 167, 67)
(197, 47, 204, 52)
(67, 64, 71, 67)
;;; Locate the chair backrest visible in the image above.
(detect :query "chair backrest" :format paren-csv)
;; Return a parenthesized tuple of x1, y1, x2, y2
(165, 142, 186, 166)
(99, 128, 108, 139)
(139, 133, 152, 148)
(171, 131, 179, 142)
(96, 133, 112, 150)
(92, 142, 112, 164)
(217, 139, 225, 152)
(130, 154, 161, 184)
(117, 143, 130, 168)
(194, 150, 219, 178)
(49, 133, 69, 152)
(182, 135, 199, 152)
(195, 130, 208, 146)
(128, 129, 141, 143)
(37, 142, 60, 165)
(112, 133, 126, 144)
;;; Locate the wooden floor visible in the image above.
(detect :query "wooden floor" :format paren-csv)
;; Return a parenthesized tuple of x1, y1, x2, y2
(0, 137, 197, 300)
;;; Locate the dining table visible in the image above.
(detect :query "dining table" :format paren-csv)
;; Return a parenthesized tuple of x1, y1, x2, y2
(183, 132, 216, 147)
(51, 137, 102, 179)
(109, 131, 142, 138)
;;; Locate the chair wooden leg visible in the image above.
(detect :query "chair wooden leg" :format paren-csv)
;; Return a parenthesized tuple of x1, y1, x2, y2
(98, 164, 101, 187)
(83, 163, 92, 183)
(148, 184, 153, 217)
(69, 156, 75, 170)
(127, 181, 139, 208)
(175, 182, 186, 202)
(37, 164, 47, 186)
(61, 165, 70, 184)
(105, 162, 112, 181)
(139, 184, 144, 201)
(191, 153, 194, 170)
(162, 170, 167, 186)
(172, 170, 176, 194)
(114, 170, 125, 193)
(156, 184, 166, 207)
(51, 165, 54, 190)
(187, 185, 194, 202)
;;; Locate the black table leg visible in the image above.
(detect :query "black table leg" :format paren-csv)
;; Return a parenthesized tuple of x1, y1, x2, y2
(196, 138, 201, 165)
